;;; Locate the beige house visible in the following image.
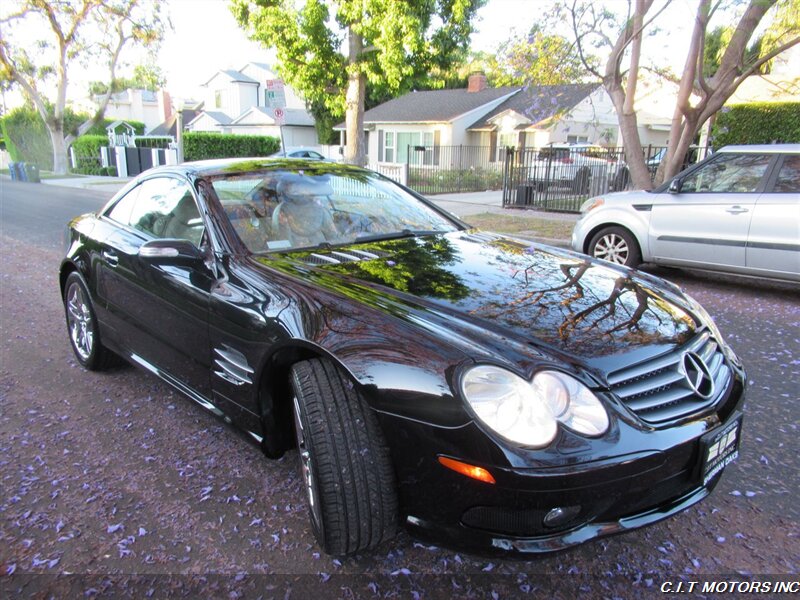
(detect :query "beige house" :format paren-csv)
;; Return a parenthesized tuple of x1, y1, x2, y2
(340, 74, 673, 168)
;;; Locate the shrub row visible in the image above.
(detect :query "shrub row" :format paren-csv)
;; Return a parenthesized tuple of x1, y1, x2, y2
(183, 132, 280, 161)
(0, 105, 144, 170)
(711, 102, 800, 148)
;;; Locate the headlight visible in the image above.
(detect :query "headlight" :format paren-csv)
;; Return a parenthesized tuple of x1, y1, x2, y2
(461, 366, 609, 448)
(579, 197, 604, 214)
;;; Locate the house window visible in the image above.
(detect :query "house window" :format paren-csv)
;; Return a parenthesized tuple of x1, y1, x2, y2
(214, 90, 225, 109)
(567, 135, 589, 144)
(381, 131, 435, 165)
(384, 132, 395, 163)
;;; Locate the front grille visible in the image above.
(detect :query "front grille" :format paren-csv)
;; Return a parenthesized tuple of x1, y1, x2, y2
(607, 331, 731, 424)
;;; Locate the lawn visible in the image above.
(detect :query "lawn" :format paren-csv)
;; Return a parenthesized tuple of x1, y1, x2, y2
(463, 212, 574, 241)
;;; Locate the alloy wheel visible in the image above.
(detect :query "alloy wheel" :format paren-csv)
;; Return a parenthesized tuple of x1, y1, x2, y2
(593, 233, 630, 264)
(66, 282, 94, 361)
(292, 395, 322, 531)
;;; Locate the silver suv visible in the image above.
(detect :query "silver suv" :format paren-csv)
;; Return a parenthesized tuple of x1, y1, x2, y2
(571, 144, 799, 282)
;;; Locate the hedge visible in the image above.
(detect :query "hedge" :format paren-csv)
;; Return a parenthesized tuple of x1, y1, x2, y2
(183, 132, 281, 161)
(0, 105, 145, 170)
(711, 102, 800, 148)
(71, 135, 108, 175)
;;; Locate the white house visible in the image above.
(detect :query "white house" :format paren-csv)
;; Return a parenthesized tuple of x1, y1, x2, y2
(228, 106, 317, 146)
(95, 88, 171, 132)
(188, 62, 317, 147)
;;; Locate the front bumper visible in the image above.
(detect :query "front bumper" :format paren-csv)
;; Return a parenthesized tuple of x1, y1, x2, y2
(406, 478, 717, 556)
(378, 373, 745, 556)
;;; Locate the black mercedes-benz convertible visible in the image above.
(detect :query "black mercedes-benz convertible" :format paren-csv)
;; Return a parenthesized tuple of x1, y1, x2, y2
(60, 158, 745, 556)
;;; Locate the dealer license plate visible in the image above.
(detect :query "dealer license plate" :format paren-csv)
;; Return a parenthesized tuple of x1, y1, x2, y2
(701, 413, 742, 487)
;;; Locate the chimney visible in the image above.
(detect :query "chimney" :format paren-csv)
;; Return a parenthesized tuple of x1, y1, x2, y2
(159, 90, 173, 121)
(467, 72, 488, 93)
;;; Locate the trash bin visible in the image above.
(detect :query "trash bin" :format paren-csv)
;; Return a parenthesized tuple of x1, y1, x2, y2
(9, 162, 18, 180)
(17, 162, 29, 182)
(24, 163, 40, 183)
(516, 183, 535, 206)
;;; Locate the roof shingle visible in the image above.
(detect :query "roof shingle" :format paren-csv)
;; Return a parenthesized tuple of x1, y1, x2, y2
(468, 83, 599, 130)
(358, 86, 520, 124)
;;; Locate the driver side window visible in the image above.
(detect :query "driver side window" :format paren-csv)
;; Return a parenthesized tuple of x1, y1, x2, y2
(680, 153, 772, 193)
(108, 177, 205, 247)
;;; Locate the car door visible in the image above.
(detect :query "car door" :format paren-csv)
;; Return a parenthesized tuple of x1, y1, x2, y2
(746, 154, 800, 279)
(97, 175, 214, 397)
(648, 152, 774, 270)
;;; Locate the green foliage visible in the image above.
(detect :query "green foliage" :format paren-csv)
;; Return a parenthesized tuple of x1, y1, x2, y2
(0, 105, 145, 169)
(490, 28, 588, 86)
(89, 63, 167, 95)
(231, 0, 483, 156)
(135, 136, 171, 148)
(183, 132, 281, 161)
(409, 166, 504, 194)
(711, 102, 800, 147)
(0, 106, 52, 169)
(70, 135, 107, 174)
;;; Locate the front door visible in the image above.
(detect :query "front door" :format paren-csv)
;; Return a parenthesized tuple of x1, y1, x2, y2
(97, 175, 213, 397)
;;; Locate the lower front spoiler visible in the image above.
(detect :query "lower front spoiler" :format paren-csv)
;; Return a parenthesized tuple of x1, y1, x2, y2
(405, 477, 718, 556)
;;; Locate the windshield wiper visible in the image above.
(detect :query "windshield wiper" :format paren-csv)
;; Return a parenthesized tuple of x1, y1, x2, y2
(353, 229, 444, 244)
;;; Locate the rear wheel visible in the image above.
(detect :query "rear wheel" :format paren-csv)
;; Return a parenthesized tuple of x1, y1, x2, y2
(290, 358, 397, 555)
(588, 226, 642, 267)
(63, 272, 118, 370)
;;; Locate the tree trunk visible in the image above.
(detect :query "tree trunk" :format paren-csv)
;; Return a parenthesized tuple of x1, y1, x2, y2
(344, 28, 366, 166)
(49, 123, 69, 175)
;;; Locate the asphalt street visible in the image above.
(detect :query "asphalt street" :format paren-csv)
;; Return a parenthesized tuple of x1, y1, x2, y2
(1, 179, 798, 598)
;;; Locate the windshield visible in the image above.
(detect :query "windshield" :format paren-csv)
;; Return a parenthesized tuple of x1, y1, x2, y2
(209, 167, 458, 253)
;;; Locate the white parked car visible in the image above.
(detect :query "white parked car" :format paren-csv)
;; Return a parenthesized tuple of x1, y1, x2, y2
(527, 144, 616, 193)
(572, 144, 800, 282)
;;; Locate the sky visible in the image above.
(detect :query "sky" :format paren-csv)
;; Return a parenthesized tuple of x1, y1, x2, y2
(153, 0, 698, 100)
(2, 0, 794, 108)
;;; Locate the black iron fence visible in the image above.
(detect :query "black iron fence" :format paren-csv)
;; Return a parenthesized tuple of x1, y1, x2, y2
(502, 145, 711, 212)
(404, 145, 504, 195)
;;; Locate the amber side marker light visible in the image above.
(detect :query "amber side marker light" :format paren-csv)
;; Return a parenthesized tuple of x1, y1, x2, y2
(438, 456, 496, 484)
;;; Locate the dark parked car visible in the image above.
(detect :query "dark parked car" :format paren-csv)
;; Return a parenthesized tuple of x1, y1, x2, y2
(60, 158, 746, 556)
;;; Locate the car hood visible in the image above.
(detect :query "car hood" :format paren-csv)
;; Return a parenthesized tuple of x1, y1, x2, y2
(261, 231, 698, 363)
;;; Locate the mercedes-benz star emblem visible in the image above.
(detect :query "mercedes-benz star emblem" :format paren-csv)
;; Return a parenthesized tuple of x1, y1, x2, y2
(681, 352, 715, 399)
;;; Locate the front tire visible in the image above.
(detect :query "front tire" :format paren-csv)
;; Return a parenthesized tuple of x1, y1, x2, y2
(63, 272, 118, 370)
(588, 226, 642, 267)
(290, 358, 397, 555)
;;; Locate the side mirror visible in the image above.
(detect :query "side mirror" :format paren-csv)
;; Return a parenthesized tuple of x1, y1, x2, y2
(139, 238, 204, 263)
(668, 178, 683, 194)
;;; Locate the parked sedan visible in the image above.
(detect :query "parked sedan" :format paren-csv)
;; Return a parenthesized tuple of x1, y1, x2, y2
(61, 158, 745, 556)
(573, 144, 799, 281)
(269, 147, 327, 160)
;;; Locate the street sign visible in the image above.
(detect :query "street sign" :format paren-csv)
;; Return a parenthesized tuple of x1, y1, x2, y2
(274, 107, 285, 125)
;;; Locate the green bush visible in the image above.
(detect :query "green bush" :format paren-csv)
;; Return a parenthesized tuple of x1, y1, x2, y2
(1, 106, 53, 169)
(135, 136, 171, 148)
(70, 135, 107, 174)
(0, 105, 146, 170)
(183, 132, 281, 161)
(409, 166, 505, 194)
(711, 102, 800, 148)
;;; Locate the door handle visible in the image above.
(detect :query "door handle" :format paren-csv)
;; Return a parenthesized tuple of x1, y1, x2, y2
(726, 206, 749, 214)
(102, 250, 119, 266)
